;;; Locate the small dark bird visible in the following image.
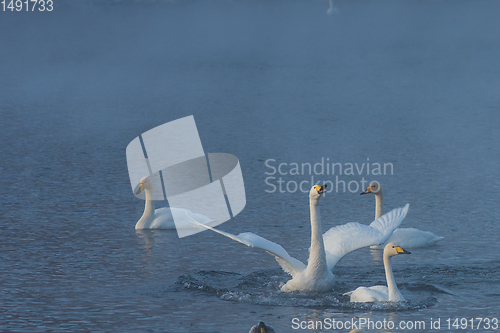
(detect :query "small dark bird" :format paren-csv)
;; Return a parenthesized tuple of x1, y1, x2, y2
(249, 321, 276, 333)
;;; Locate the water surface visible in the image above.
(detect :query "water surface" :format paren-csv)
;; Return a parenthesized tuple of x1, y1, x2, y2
(1, 1, 499, 332)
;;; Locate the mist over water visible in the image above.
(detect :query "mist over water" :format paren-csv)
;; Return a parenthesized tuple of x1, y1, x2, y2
(1, 1, 500, 332)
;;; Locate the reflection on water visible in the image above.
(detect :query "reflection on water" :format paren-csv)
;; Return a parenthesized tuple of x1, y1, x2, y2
(370, 248, 384, 265)
(136, 230, 157, 251)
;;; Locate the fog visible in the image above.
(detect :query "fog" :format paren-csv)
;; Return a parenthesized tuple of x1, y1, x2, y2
(2, 1, 499, 127)
(2, 1, 499, 182)
(2, 0, 500, 206)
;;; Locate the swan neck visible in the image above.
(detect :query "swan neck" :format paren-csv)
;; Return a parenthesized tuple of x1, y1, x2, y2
(374, 190, 384, 219)
(136, 188, 155, 229)
(307, 197, 328, 272)
(383, 253, 404, 302)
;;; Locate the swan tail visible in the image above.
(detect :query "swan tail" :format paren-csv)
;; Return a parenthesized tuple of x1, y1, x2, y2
(428, 234, 444, 245)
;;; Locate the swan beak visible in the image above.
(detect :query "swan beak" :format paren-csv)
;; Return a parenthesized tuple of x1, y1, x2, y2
(318, 184, 327, 194)
(360, 186, 371, 195)
(134, 183, 144, 195)
(395, 246, 411, 255)
(260, 328, 265, 333)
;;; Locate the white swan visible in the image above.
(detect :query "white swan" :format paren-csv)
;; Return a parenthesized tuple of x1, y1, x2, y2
(194, 185, 410, 292)
(134, 176, 213, 230)
(345, 242, 410, 302)
(362, 182, 443, 249)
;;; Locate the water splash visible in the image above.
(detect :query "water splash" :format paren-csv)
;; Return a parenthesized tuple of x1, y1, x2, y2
(177, 269, 437, 310)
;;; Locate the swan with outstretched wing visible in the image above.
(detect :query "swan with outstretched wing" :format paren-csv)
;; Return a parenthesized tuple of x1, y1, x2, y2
(191, 185, 409, 292)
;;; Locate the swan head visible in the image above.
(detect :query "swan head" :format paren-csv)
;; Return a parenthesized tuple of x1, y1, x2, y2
(385, 242, 411, 257)
(309, 184, 327, 199)
(360, 181, 382, 195)
(135, 176, 152, 195)
(249, 321, 274, 333)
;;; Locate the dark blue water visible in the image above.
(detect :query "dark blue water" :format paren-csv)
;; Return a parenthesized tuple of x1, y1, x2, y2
(1, 1, 500, 332)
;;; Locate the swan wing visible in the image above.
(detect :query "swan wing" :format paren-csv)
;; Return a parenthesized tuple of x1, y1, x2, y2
(193, 222, 306, 277)
(368, 203, 410, 237)
(323, 204, 409, 270)
(237, 232, 307, 277)
(172, 207, 216, 228)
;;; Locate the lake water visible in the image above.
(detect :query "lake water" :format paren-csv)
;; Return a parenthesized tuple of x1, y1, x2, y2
(1, 1, 499, 332)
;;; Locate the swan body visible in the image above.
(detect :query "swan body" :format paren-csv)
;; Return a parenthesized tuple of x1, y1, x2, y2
(194, 185, 410, 293)
(345, 242, 410, 302)
(369, 228, 443, 250)
(362, 182, 443, 249)
(134, 177, 213, 230)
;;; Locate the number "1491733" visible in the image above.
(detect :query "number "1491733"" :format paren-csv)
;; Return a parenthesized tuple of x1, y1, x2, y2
(2, 0, 53, 11)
